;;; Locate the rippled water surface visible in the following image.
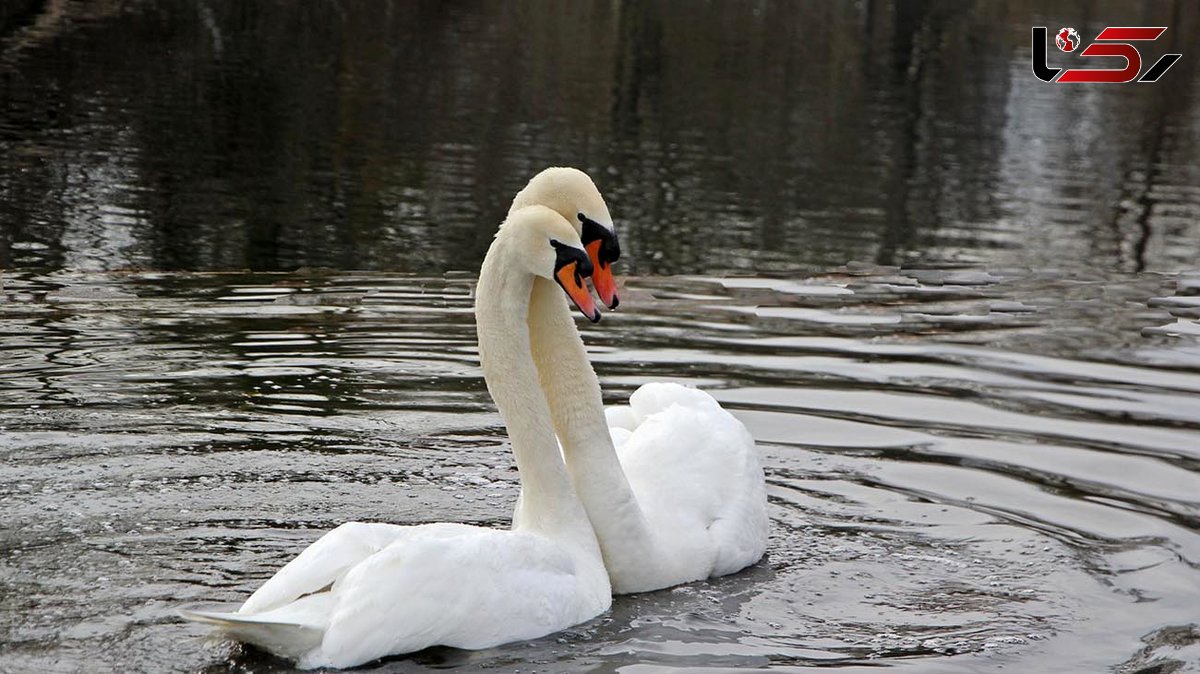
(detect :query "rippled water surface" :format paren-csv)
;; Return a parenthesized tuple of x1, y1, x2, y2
(4, 1, 1200, 673)
(2, 269, 1200, 673)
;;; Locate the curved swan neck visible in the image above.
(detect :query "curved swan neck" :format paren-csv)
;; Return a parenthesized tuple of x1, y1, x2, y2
(527, 277, 660, 580)
(475, 238, 595, 543)
(527, 279, 610, 440)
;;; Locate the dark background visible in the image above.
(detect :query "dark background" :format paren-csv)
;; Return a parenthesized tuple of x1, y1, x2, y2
(1, 0, 1197, 275)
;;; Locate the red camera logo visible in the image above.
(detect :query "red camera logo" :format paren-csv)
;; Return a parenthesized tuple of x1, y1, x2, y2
(1033, 26, 1182, 83)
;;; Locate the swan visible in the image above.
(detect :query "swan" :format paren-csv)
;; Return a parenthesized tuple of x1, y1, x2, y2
(179, 205, 611, 669)
(518, 167, 770, 594)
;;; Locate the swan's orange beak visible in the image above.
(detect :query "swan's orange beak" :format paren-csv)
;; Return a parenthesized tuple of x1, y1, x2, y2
(580, 215, 621, 310)
(556, 261, 600, 323)
(586, 240, 619, 310)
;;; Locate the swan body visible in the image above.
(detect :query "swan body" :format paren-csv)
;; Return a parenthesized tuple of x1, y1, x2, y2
(518, 167, 769, 594)
(181, 523, 600, 668)
(181, 205, 611, 669)
(602, 383, 769, 586)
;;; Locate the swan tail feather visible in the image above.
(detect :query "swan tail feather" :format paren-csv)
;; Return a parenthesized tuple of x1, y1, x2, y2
(179, 608, 324, 661)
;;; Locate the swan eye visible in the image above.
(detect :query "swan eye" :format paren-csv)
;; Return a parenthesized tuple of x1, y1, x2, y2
(577, 215, 621, 310)
(549, 239, 593, 278)
(579, 215, 620, 265)
(549, 239, 600, 323)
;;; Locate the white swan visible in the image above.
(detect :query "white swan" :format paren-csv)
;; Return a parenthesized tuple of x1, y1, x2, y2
(180, 205, 611, 669)
(519, 167, 770, 594)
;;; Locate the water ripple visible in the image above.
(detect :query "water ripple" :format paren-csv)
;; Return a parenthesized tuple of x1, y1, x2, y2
(2, 269, 1198, 671)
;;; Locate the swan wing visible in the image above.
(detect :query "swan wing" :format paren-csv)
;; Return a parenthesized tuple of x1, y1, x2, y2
(184, 523, 601, 669)
(237, 521, 421, 615)
(614, 383, 768, 576)
(313, 526, 589, 667)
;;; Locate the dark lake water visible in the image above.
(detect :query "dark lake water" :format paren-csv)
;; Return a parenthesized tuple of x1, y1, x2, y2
(2, 1, 1200, 673)
(2, 0, 1199, 275)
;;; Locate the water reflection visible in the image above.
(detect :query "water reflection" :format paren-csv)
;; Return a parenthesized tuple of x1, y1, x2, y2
(2, 1, 1198, 274)
(3, 1, 1200, 671)
(1, 269, 1198, 671)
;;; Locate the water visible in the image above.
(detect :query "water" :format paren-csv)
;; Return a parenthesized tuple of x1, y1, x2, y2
(3, 1, 1200, 673)
(2, 1, 1199, 275)
(3, 269, 1199, 672)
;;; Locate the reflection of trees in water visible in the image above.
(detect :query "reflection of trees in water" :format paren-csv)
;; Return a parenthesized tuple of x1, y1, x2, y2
(986, 1, 1200, 273)
(0, 0, 1197, 274)
(1122, 0, 1199, 272)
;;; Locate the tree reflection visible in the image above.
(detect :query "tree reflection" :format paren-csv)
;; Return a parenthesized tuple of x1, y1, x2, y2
(0, 0, 1196, 274)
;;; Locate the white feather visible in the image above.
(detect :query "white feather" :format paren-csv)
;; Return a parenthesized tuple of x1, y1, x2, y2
(181, 199, 612, 669)
(615, 383, 769, 580)
(182, 524, 602, 669)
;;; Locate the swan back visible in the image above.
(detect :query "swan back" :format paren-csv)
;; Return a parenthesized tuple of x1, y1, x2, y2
(617, 383, 768, 578)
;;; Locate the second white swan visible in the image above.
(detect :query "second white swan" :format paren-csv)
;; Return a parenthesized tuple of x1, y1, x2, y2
(180, 205, 611, 668)
(516, 167, 770, 594)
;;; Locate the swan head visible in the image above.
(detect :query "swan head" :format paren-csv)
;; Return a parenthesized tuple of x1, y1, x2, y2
(510, 167, 621, 310)
(503, 205, 600, 323)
